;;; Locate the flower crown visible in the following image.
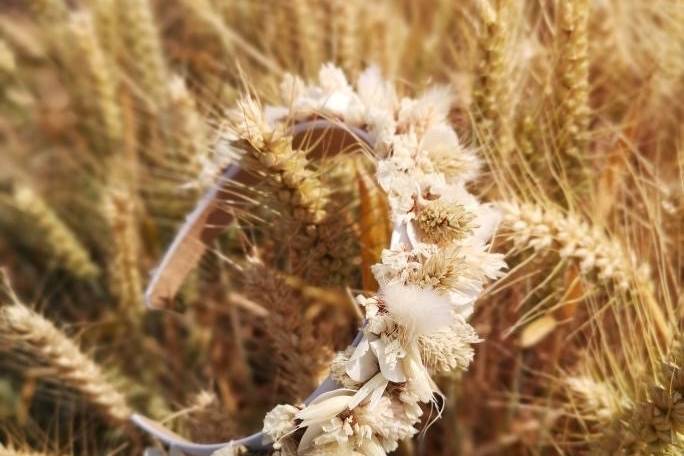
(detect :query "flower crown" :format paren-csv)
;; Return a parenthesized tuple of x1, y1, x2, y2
(133, 65, 506, 455)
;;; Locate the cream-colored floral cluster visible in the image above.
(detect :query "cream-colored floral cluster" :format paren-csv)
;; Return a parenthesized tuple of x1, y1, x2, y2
(224, 65, 506, 455)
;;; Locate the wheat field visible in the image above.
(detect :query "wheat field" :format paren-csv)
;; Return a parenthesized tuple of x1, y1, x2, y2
(0, 0, 683, 455)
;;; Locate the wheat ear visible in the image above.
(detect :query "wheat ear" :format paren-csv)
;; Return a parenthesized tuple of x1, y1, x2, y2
(0, 301, 131, 424)
(104, 187, 143, 313)
(12, 185, 98, 280)
(117, 0, 169, 108)
(67, 12, 123, 146)
(554, 0, 591, 193)
(330, 0, 359, 77)
(30, 0, 68, 22)
(473, 0, 514, 156)
(501, 201, 670, 340)
(243, 259, 331, 402)
(0, 447, 63, 456)
(595, 338, 684, 454)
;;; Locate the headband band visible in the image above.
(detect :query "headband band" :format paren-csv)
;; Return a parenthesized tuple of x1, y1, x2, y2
(135, 65, 506, 456)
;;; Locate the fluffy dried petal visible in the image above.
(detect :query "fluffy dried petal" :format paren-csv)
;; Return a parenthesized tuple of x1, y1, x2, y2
(380, 283, 455, 336)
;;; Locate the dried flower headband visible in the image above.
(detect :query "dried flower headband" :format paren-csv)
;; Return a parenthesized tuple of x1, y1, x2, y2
(133, 65, 506, 455)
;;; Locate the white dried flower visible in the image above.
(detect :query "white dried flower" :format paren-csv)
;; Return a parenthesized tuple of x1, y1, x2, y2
(263, 404, 299, 444)
(397, 86, 453, 134)
(380, 283, 455, 337)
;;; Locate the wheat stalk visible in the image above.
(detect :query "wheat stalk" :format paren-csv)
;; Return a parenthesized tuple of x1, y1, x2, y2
(167, 75, 207, 178)
(501, 201, 670, 340)
(473, 0, 514, 156)
(117, 0, 169, 109)
(12, 185, 98, 280)
(104, 187, 143, 313)
(67, 11, 123, 147)
(0, 300, 131, 424)
(330, 0, 360, 77)
(243, 259, 331, 402)
(554, 0, 591, 195)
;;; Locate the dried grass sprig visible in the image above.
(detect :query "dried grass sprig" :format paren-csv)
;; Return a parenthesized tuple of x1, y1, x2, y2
(12, 185, 99, 280)
(416, 201, 475, 245)
(0, 301, 131, 424)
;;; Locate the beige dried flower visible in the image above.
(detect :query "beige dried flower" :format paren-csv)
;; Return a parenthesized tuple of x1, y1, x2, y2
(416, 201, 475, 245)
(418, 319, 480, 374)
(408, 245, 464, 292)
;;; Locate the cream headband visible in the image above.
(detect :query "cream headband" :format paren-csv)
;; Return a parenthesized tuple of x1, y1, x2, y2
(133, 65, 506, 456)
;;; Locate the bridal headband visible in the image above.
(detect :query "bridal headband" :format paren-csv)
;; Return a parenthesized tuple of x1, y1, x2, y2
(133, 65, 506, 455)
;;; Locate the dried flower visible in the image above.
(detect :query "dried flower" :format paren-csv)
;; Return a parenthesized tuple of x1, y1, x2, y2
(380, 283, 454, 337)
(416, 201, 475, 245)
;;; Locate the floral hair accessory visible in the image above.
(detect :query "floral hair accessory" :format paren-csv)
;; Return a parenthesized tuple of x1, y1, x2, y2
(133, 64, 506, 455)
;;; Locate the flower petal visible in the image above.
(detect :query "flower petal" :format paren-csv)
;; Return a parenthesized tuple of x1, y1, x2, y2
(346, 336, 379, 382)
(370, 337, 407, 383)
